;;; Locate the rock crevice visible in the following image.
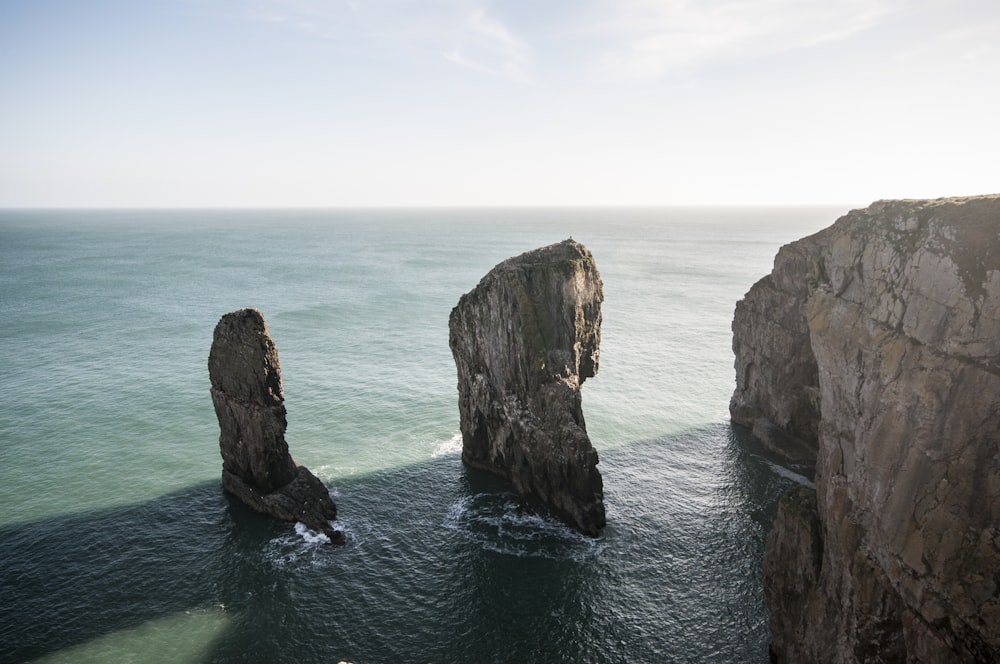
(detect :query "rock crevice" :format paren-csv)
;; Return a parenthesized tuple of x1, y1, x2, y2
(449, 239, 606, 536)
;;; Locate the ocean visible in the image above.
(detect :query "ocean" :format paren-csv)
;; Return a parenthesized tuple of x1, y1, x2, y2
(0, 207, 835, 663)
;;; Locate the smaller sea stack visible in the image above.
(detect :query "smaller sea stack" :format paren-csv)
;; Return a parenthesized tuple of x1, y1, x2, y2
(449, 239, 606, 536)
(209, 308, 341, 542)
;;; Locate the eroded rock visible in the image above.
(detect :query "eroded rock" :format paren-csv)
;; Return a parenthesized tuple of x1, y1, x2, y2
(209, 308, 341, 542)
(735, 196, 1000, 662)
(449, 239, 606, 536)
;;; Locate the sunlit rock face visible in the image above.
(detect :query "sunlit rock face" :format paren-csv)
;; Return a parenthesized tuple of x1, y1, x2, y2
(735, 196, 1000, 662)
(209, 308, 340, 542)
(449, 239, 606, 536)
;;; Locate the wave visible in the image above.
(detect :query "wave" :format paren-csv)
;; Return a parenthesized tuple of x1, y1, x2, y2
(431, 432, 463, 458)
(442, 492, 606, 561)
(764, 460, 816, 488)
(262, 515, 375, 568)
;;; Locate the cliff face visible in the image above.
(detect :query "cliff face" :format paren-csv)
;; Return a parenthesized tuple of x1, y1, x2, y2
(209, 308, 340, 541)
(734, 196, 1000, 662)
(730, 224, 830, 463)
(449, 239, 606, 536)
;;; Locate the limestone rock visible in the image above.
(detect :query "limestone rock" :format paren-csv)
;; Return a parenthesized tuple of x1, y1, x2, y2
(730, 221, 834, 464)
(449, 239, 606, 536)
(735, 195, 1000, 662)
(209, 308, 341, 542)
(762, 485, 827, 661)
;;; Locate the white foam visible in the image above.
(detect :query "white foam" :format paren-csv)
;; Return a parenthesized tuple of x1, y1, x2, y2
(313, 464, 336, 479)
(767, 461, 816, 489)
(313, 464, 356, 484)
(431, 432, 463, 457)
(443, 493, 607, 560)
(263, 519, 349, 568)
(294, 521, 333, 544)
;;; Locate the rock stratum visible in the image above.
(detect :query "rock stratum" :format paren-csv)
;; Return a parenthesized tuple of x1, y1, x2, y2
(449, 239, 606, 536)
(732, 196, 1000, 662)
(209, 308, 341, 542)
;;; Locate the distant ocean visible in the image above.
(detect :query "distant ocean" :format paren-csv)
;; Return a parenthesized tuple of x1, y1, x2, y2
(0, 207, 836, 663)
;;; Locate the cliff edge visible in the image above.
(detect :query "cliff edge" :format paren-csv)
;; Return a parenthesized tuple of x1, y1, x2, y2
(734, 195, 1000, 662)
(449, 239, 606, 536)
(209, 308, 341, 542)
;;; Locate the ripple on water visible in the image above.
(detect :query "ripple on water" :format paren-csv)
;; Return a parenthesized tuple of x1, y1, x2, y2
(442, 492, 607, 561)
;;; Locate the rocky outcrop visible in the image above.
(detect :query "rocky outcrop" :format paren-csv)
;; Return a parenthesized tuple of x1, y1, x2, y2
(209, 308, 341, 542)
(449, 239, 606, 536)
(734, 196, 1000, 662)
(730, 228, 826, 464)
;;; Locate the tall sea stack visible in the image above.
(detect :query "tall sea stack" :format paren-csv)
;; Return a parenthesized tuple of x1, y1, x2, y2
(732, 196, 1000, 662)
(209, 308, 340, 541)
(449, 239, 606, 536)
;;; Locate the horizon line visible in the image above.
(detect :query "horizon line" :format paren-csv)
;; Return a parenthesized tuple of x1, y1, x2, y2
(0, 202, 865, 211)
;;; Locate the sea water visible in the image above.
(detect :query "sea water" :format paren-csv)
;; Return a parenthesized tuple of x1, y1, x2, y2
(0, 207, 838, 663)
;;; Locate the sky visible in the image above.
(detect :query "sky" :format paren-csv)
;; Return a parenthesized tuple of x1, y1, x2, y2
(0, 0, 997, 207)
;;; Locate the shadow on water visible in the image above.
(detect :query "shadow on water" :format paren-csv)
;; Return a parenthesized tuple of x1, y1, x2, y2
(1, 424, 807, 664)
(0, 481, 257, 662)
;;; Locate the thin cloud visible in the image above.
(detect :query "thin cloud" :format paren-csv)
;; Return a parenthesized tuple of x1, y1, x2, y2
(469, 9, 522, 53)
(242, 0, 361, 30)
(893, 21, 1000, 73)
(443, 46, 530, 82)
(443, 47, 498, 75)
(584, 0, 904, 80)
(442, 7, 533, 82)
(223, 0, 534, 81)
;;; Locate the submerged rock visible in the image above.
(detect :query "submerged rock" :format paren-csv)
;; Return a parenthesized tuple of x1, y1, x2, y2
(209, 308, 341, 543)
(733, 196, 1000, 662)
(449, 239, 606, 536)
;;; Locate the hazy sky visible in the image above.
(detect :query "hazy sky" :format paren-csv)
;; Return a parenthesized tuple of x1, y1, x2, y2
(1, 0, 997, 207)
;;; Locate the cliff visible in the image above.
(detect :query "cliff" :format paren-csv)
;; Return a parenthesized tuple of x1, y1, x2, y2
(209, 308, 341, 542)
(730, 222, 826, 464)
(449, 239, 606, 536)
(733, 195, 1000, 662)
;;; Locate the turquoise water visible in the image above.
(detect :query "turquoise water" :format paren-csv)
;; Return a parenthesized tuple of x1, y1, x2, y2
(1, 208, 833, 663)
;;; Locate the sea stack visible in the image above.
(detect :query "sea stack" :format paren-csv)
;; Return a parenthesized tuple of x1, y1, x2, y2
(732, 196, 1000, 662)
(449, 239, 606, 536)
(209, 308, 341, 542)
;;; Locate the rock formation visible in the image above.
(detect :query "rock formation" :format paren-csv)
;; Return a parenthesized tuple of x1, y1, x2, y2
(732, 196, 1000, 662)
(209, 308, 341, 542)
(449, 239, 606, 536)
(730, 226, 824, 464)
